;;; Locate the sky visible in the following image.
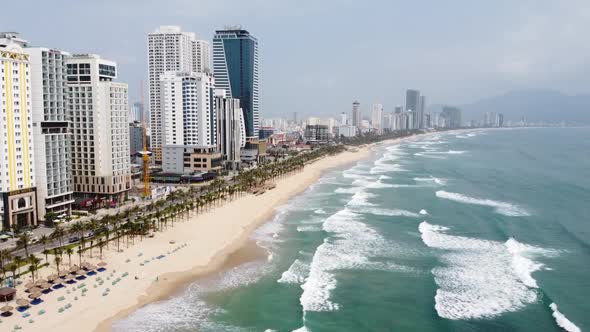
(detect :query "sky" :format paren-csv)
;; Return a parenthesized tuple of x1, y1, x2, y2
(4, 0, 590, 118)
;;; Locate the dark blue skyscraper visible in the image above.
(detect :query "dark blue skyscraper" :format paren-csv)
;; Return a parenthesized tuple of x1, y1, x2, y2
(213, 29, 260, 138)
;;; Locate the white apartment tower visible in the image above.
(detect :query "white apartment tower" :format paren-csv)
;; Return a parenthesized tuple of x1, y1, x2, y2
(148, 26, 211, 163)
(0, 33, 38, 230)
(215, 89, 245, 170)
(371, 103, 383, 134)
(66, 54, 131, 202)
(26, 46, 74, 220)
(159, 71, 216, 148)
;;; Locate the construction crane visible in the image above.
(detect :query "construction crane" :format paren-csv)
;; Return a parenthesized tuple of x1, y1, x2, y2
(138, 81, 151, 198)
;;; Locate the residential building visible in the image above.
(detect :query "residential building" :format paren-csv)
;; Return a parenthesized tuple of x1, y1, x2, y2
(213, 28, 260, 138)
(352, 100, 361, 129)
(0, 33, 38, 230)
(258, 127, 274, 139)
(131, 101, 144, 123)
(441, 106, 462, 128)
(371, 103, 383, 134)
(340, 112, 348, 125)
(66, 54, 131, 202)
(305, 125, 329, 143)
(160, 71, 218, 174)
(405, 89, 421, 128)
(338, 125, 357, 138)
(215, 89, 245, 170)
(420, 95, 426, 129)
(307, 117, 321, 126)
(26, 45, 74, 220)
(129, 121, 144, 157)
(147, 26, 209, 163)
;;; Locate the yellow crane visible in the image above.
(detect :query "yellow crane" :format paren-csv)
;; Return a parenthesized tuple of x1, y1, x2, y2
(139, 81, 151, 198)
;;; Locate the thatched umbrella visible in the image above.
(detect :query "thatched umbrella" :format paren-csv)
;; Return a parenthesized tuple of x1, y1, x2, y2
(69, 265, 80, 273)
(76, 270, 86, 276)
(35, 280, 45, 287)
(64, 275, 74, 281)
(47, 274, 58, 282)
(41, 282, 53, 290)
(97, 261, 107, 267)
(15, 298, 29, 307)
(59, 272, 68, 278)
(24, 282, 35, 289)
(0, 305, 13, 313)
(28, 287, 42, 294)
(28, 292, 42, 300)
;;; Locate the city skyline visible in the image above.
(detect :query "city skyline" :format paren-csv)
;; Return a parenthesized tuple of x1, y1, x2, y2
(4, 1, 590, 119)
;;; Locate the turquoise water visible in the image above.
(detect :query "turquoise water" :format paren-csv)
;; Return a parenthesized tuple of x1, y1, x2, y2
(115, 128, 590, 332)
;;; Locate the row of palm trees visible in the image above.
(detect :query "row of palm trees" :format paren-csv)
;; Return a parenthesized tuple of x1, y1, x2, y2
(0, 144, 348, 285)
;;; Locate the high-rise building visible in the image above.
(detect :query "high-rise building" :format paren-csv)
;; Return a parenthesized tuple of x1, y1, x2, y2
(0, 33, 38, 230)
(419, 95, 426, 128)
(129, 122, 144, 158)
(441, 106, 462, 129)
(394, 105, 404, 114)
(371, 103, 383, 134)
(148, 26, 210, 163)
(66, 54, 131, 202)
(498, 113, 504, 127)
(160, 71, 221, 174)
(26, 45, 74, 221)
(215, 89, 245, 170)
(405, 89, 421, 128)
(213, 28, 260, 138)
(131, 102, 144, 123)
(352, 100, 361, 129)
(160, 71, 216, 149)
(340, 112, 348, 125)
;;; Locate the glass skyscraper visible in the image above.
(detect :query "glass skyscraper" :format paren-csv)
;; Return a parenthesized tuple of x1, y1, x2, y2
(213, 29, 260, 138)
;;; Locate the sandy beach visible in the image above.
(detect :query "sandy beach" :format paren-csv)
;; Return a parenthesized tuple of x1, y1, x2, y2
(1, 144, 373, 332)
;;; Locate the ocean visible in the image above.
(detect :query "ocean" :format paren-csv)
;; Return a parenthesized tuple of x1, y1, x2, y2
(114, 127, 590, 332)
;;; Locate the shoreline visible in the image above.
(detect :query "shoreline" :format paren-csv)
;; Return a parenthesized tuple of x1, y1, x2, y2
(96, 131, 462, 331)
(5, 131, 456, 332)
(91, 145, 373, 332)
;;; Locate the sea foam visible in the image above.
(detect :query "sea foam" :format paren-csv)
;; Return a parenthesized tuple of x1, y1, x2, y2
(419, 222, 555, 320)
(435, 190, 530, 216)
(549, 303, 582, 332)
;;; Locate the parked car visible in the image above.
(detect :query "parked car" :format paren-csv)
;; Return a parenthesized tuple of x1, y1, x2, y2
(68, 236, 80, 243)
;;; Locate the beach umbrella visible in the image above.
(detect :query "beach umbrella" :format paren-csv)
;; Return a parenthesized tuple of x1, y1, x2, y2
(35, 280, 45, 286)
(76, 270, 86, 275)
(97, 262, 107, 267)
(69, 265, 80, 273)
(64, 275, 74, 281)
(59, 272, 68, 278)
(29, 287, 42, 294)
(28, 292, 42, 300)
(41, 282, 52, 290)
(0, 305, 13, 312)
(16, 299, 29, 307)
(24, 282, 35, 289)
(47, 274, 58, 282)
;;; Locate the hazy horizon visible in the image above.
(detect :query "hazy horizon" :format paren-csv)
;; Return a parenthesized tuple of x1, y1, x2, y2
(5, 0, 590, 118)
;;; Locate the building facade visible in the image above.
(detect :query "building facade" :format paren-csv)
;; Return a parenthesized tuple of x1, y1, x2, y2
(215, 89, 245, 170)
(147, 26, 210, 163)
(66, 54, 131, 202)
(371, 103, 383, 134)
(405, 89, 421, 128)
(441, 106, 462, 128)
(26, 46, 74, 221)
(0, 33, 38, 230)
(352, 100, 361, 129)
(305, 125, 329, 143)
(213, 29, 260, 138)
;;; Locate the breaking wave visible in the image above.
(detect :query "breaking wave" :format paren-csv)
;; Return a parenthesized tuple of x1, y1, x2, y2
(435, 190, 530, 216)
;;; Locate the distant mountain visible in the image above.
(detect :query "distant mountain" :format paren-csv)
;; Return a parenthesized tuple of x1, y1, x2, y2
(456, 89, 590, 124)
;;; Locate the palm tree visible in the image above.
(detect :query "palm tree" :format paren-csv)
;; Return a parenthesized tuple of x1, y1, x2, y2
(8, 263, 17, 280)
(28, 255, 40, 281)
(54, 255, 62, 276)
(77, 246, 83, 266)
(42, 249, 50, 265)
(39, 234, 49, 251)
(66, 247, 74, 268)
(13, 255, 23, 276)
(18, 233, 31, 257)
(98, 239, 105, 260)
